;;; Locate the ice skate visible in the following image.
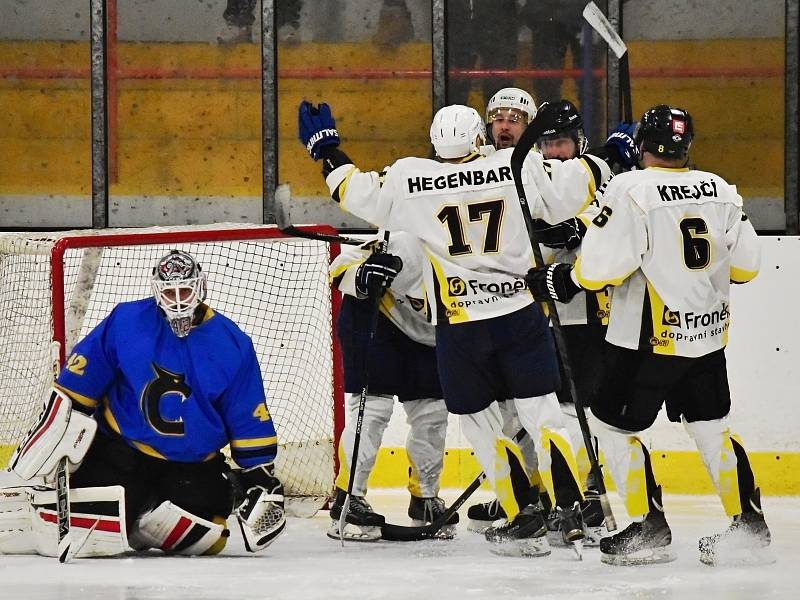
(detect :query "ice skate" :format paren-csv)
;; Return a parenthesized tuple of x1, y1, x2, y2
(600, 509, 675, 565)
(555, 501, 586, 559)
(327, 489, 385, 542)
(699, 490, 774, 566)
(580, 488, 607, 546)
(466, 498, 505, 533)
(485, 503, 550, 557)
(408, 495, 458, 539)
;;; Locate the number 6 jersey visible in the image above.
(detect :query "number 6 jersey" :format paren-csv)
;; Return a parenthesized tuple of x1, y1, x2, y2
(574, 166, 761, 357)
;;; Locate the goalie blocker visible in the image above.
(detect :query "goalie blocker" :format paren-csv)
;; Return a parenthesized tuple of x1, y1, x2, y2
(9, 386, 97, 481)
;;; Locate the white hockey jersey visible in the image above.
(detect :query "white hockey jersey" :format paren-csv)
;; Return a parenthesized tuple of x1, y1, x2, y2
(542, 203, 611, 326)
(326, 148, 610, 325)
(330, 231, 435, 346)
(574, 166, 761, 357)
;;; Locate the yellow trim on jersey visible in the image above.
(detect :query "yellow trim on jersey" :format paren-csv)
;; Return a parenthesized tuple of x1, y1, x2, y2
(577, 158, 600, 213)
(730, 266, 758, 283)
(132, 441, 167, 459)
(647, 167, 690, 172)
(625, 438, 649, 518)
(230, 436, 278, 449)
(56, 383, 98, 410)
(573, 255, 633, 291)
(645, 282, 677, 355)
(334, 166, 358, 206)
(424, 247, 469, 324)
(378, 290, 396, 321)
(330, 257, 364, 283)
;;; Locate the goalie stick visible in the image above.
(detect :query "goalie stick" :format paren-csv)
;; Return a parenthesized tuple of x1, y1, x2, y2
(583, 1, 632, 122)
(273, 184, 362, 246)
(380, 429, 528, 542)
(509, 114, 617, 532)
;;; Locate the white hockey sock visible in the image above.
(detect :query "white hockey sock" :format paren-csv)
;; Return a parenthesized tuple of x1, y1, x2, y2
(403, 398, 448, 498)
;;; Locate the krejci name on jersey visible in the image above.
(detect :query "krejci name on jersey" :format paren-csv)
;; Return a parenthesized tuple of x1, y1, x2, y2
(656, 179, 718, 202)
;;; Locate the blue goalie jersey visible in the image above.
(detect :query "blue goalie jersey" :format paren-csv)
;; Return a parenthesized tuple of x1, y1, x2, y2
(56, 298, 277, 468)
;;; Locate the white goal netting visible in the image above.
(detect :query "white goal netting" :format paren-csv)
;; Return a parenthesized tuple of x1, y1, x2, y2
(0, 224, 341, 515)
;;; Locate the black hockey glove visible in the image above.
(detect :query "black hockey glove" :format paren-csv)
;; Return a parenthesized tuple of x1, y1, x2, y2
(532, 217, 587, 251)
(355, 253, 403, 298)
(298, 101, 340, 160)
(525, 263, 582, 303)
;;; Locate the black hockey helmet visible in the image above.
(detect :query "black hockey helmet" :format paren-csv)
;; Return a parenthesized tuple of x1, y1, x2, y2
(536, 99, 587, 154)
(634, 105, 694, 161)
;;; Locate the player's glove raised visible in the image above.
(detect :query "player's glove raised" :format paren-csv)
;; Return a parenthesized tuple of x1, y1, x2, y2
(532, 217, 587, 251)
(605, 122, 639, 169)
(355, 253, 403, 298)
(298, 101, 340, 160)
(525, 263, 582, 303)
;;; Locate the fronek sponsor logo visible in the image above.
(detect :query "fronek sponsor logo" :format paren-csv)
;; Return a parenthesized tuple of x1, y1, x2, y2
(447, 277, 468, 296)
(662, 306, 681, 327)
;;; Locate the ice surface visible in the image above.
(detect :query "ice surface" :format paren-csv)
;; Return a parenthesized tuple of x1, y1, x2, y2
(0, 490, 796, 600)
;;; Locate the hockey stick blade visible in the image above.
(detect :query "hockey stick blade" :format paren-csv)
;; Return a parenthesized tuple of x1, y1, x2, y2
(380, 430, 529, 542)
(583, 2, 627, 59)
(273, 183, 362, 246)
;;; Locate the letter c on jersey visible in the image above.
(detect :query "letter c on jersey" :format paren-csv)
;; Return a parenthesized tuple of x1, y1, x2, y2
(141, 363, 192, 436)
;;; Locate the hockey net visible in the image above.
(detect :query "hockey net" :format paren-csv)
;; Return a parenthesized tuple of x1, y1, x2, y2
(0, 224, 343, 516)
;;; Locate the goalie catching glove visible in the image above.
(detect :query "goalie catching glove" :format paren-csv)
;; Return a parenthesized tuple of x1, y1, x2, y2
(230, 463, 286, 552)
(525, 263, 583, 304)
(9, 386, 97, 481)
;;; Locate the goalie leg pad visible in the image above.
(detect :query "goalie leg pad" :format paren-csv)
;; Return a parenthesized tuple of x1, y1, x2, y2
(10, 387, 97, 480)
(130, 501, 228, 555)
(236, 486, 286, 552)
(0, 485, 128, 557)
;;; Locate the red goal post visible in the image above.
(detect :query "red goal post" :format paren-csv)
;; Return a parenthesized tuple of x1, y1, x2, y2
(0, 224, 344, 516)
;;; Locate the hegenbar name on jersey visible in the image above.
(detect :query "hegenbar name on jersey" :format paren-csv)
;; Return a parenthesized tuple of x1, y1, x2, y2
(407, 166, 512, 194)
(656, 179, 718, 203)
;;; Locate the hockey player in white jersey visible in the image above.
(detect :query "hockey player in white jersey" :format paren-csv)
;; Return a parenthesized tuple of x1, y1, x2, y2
(299, 99, 611, 557)
(526, 105, 770, 566)
(327, 232, 457, 541)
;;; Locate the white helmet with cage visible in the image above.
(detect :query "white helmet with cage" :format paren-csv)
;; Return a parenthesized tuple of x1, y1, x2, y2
(430, 105, 487, 159)
(485, 87, 536, 125)
(151, 250, 207, 338)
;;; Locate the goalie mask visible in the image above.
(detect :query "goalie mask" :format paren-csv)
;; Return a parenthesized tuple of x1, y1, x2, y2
(634, 104, 694, 162)
(430, 105, 487, 159)
(535, 99, 587, 158)
(152, 250, 207, 338)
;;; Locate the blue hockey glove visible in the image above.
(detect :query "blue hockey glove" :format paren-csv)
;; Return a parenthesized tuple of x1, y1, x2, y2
(355, 253, 403, 298)
(525, 263, 582, 303)
(298, 101, 340, 160)
(605, 122, 639, 169)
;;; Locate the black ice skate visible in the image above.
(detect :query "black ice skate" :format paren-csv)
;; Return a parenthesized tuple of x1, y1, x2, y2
(599, 509, 675, 566)
(408, 495, 459, 539)
(554, 501, 586, 559)
(327, 488, 385, 542)
(580, 488, 607, 546)
(466, 499, 505, 533)
(485, 503, 550, 557)
(699, 489, 774, 566)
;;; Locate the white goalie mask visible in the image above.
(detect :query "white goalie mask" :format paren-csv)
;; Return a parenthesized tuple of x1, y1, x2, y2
(151, 250, 207, 338)
(430, 105, 487, 159)
(485, 88, 536, 126)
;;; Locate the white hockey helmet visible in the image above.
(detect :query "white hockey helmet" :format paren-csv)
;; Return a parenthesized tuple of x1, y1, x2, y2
(430, 105, 487, 159)
(151, 250, 207, 338)
(486, 88, 536, 125)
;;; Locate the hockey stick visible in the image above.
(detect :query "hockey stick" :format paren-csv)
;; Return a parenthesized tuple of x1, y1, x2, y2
(273, 184, 362, 246)
(381, 428, 529, 542)
(337, 230, 391, 545)
(509, 119, 617, 532)
(583, 2, 632, 122)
